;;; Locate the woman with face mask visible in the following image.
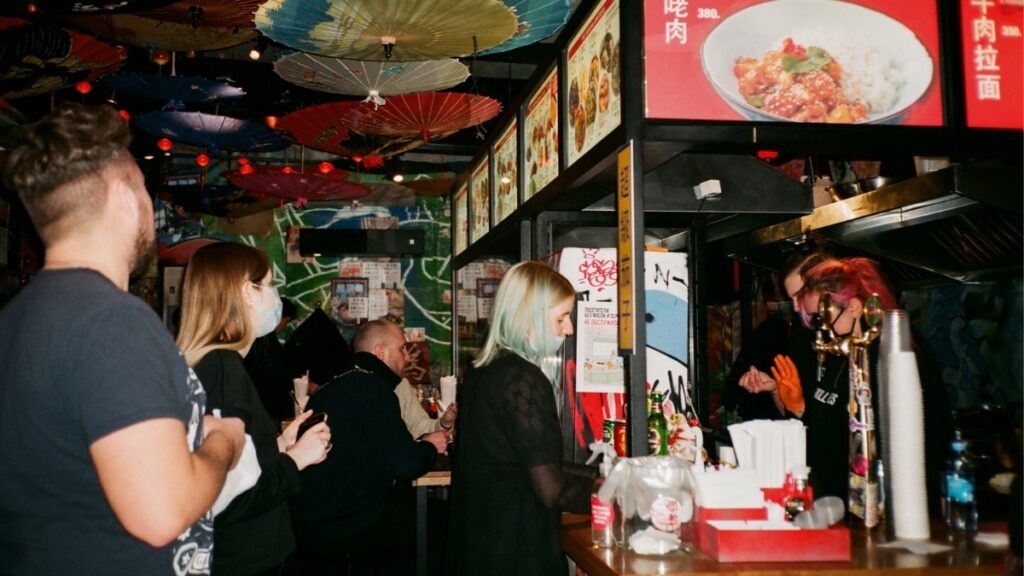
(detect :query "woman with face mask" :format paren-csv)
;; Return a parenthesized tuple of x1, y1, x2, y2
(740, 257, 898, 500)
(177, 242, 331, 576)
(447, 261, 596, 576)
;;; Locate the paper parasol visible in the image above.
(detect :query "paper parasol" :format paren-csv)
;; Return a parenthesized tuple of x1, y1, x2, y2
(255, 0, 517, 61)
(36, 1, 179, 13)
(344, 92, 501, 143)
(228, 166, 371, 202)
(274, 53, 468, 107)
(136, 0, 263, 29)
(0, 17, 125, 99)
(67, 12, 256, 51)
(480, 0, 572, 55)
(101, 73, 244, 104)
(136, 111, 289, 152)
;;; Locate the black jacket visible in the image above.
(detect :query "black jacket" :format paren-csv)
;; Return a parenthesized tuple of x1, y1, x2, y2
(292, 352, 436, 550)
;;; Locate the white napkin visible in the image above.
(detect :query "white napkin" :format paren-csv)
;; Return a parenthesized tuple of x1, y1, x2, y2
(691, 467, 763, 509)
(727, 419, 806, 488)
(438, 375, 457, 413)
(212, 432, 260, 516)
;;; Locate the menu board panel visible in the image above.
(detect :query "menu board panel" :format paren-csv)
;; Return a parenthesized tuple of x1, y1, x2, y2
(566, 0, 622, 167)
(470, 158, 490, 243)
(645, 0, 944, 126)
(454, 183, 468, 255)
(524, 67, 559, 199)
(493, 119, 519, 225)
(960, 0, 1023, 130)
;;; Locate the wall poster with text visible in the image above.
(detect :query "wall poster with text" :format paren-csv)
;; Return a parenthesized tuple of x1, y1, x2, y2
(469, 157, 490, 243)
(493, 119, 519, 225)
(453, 183, 468, 255)
(566, 0, 621, 167)
(524, 67, 559, 200)
(959, 0, 1022, 130)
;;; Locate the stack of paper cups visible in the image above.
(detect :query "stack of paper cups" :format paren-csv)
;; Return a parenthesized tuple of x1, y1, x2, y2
(439, 375, 458, 413)
(880, 310, 930, 540)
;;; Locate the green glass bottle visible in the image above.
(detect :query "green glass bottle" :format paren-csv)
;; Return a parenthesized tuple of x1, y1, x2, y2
(647, 393, 668, 456)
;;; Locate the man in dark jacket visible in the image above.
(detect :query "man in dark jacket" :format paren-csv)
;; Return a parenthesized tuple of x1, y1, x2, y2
(292, 319, 448, 565)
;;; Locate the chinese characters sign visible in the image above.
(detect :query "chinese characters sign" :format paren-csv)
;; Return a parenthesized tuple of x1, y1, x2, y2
(960, 0, 1023, 129)
(645, 0, 944, 126)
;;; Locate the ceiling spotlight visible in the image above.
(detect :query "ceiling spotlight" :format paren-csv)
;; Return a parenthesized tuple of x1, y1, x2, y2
(143, 155, 155, 161)
(392, 173, 404, 183)
(501, 176, 511, 185)
(249, 36, 268, 60)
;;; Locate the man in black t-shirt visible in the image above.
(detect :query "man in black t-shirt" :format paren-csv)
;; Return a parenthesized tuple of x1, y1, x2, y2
(0, 104, 245, 575)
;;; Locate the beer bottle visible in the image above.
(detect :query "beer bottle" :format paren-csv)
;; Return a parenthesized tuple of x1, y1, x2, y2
(647, 393, 669, 456)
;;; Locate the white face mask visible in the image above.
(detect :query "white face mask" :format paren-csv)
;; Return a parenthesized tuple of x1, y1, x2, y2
(255, 286, 282, 337)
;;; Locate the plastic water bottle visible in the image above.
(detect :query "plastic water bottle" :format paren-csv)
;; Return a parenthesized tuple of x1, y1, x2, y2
(943, 432, 978, 534)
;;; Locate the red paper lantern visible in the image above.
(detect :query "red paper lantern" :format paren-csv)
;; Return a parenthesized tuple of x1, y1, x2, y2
(75, 81, 92, 95)
(117, 110, 130, 121)
(153, 50, 171, 66)
(756, 150, 780, 160)
(318, 161, 334, 174)
(237, 157, 250, 166)
(195, 153, 210, 167)
(351, 154, 363, 164)
(239, 164, 254, 175)
(156, 138, 173, 152)
(281, 166, 293, 174)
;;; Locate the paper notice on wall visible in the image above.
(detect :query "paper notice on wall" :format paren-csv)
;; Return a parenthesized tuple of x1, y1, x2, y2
(348, 296, 369, 320)
(338, 261, 364, 278)
(368, 289, 388, 320)
(363, 262, 387, 289)
(576, 301, 625, 394)
(382, 262, 401, 288)
(477, 297, 493, 321)
(457, 292, 478, 323)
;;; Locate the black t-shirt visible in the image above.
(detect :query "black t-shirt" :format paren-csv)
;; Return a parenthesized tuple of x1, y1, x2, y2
(448, 352, 592, 576)
(0, 269, 213, 575)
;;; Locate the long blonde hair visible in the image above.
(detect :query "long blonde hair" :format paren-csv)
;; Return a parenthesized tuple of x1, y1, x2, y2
(474, 261, 574, 381)
(176, 242, 270, 367)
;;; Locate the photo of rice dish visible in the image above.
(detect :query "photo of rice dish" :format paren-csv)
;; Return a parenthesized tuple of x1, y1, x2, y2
(702, 0, 934, 125)
(734, 30, 904, 124)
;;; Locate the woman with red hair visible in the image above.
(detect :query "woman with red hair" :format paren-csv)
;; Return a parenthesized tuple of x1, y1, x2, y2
(741, 257, 895, 501)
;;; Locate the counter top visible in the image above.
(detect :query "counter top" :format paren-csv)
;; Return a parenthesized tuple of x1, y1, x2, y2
(561, 514, 1008, 576)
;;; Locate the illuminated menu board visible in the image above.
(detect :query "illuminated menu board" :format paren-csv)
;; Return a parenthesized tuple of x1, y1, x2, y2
(470, 158, 490, 243)
(645, 0, 944, 126)
(454, 183, 468, 255)
(493, 119, 519, 225)
(566, 0, 621, 166)
(524, 67, 559, 200)
(960, 0, 1023, 130)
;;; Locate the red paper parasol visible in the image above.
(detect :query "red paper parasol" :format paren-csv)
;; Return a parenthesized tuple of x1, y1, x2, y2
(137, 0, 263, 30)
(228, 166, 371, 203)
(344, 92, 501, 143)
(0, 17, 125, 99)
(67, 12, 256, 51)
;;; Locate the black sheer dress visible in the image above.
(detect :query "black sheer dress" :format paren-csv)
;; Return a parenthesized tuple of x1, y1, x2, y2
(447, 352, 594, 576)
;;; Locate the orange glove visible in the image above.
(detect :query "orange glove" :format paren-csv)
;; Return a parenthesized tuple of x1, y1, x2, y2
(770, 354, 805, 414)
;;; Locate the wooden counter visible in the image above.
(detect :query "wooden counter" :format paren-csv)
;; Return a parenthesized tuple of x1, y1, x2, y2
(562, 514, 1008, 576)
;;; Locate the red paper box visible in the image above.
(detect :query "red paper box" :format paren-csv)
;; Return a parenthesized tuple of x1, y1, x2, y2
(700, 523, 851, 563)
(694, 507, 766, 550)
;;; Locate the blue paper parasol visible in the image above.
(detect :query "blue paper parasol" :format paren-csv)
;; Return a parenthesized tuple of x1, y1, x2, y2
(480, 0, 572, 55)
(135, 111, 289, 152)
(101, 74, 245, 104)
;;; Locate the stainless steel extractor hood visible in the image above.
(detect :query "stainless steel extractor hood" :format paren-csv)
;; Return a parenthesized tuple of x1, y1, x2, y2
(721, 159, 1023, 284)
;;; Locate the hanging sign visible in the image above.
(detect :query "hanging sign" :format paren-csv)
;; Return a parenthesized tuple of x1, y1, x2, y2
(644, 0, 944, 126)
(959, 0, 1023, 130)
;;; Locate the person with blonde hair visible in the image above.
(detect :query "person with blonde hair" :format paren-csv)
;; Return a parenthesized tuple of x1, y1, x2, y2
(0, 103, 245, 575)
(178, 242, 331, 576)
(447, 261, 594, 576)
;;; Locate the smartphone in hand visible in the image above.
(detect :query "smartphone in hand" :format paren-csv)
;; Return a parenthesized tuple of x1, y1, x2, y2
(297, 412, 328, 438)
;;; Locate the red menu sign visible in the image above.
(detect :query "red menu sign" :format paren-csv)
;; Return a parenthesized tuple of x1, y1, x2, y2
(644, 0, 944, 126)
(960, 0, 1023, 130)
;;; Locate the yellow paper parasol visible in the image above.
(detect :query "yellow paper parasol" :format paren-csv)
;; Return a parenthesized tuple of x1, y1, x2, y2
(67, 12, 256, 52)
(274, 53, 468, 107)
(254, 0, 517, 61)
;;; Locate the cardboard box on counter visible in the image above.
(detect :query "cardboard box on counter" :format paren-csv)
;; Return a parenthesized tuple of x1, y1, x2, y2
(699, 521, 850, 563)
